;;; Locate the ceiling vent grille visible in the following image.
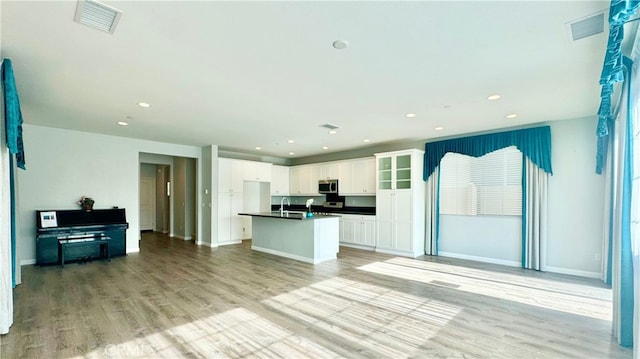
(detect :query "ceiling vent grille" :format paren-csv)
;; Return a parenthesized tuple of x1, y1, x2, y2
(74, 0, 123, 34)
(319, 123, 340, 130)
(566, 11, 605, 41)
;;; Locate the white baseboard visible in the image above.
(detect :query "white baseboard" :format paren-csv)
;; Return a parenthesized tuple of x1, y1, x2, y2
(544, 266, 601, 279)
(251, 245, 336, 264)
(217, 240, 242, 246)
(375, 247, 421, 258)
(126, 248, 140, 254)
(20, 259, 36, 266)
(438, 251, 521, 268)
(340, 243, 375, 251)
(196, 241, 214, 247)
(174, 235, 193, 241)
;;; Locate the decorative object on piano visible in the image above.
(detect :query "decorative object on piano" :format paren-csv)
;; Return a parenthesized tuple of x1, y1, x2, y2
(77, 196, 95, 211)
(305, 198, 314, 218)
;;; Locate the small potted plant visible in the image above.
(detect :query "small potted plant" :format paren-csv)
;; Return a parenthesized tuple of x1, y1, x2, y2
(305, 198, 314, 217)
(77, 196, 95, 211)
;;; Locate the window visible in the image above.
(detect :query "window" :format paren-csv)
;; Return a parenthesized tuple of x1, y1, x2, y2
(439, 146, 522, 216)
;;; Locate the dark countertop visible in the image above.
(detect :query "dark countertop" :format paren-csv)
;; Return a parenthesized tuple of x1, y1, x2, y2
(270, 204, 376, 216)
(239, 211, 341, 221)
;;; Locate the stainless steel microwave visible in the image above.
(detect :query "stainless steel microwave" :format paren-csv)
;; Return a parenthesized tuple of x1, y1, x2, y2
(318, 179, 338, 194)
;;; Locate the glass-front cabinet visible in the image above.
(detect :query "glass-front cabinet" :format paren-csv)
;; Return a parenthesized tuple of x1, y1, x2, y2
(377, 153, 414, 191)
(374, 149, 425, 258)
(377, 157, 392, 190)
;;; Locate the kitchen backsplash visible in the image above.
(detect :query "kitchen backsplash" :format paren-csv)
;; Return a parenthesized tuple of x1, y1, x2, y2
(271, 195, 376, 208)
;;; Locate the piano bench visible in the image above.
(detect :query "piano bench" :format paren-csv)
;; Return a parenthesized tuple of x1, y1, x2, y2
(58, 237, 110, 268)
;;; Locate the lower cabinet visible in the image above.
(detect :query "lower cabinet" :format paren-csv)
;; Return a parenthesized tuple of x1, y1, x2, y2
(339, 214, 376, 249)
(218, 192, 248, 245)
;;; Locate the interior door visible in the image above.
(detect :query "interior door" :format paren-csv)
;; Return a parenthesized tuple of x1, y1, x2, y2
(140, 177, 155, 231)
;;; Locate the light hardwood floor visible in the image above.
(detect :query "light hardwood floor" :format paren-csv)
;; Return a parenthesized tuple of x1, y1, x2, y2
(0, 232, 632, 358)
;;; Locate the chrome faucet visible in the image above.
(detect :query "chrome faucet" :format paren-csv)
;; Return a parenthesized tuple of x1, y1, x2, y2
(280, 197, 290, 215)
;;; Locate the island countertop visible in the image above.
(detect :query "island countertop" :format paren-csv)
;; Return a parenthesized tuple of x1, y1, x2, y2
(240, 212, 340, 264)
(238, 211, 340, 220)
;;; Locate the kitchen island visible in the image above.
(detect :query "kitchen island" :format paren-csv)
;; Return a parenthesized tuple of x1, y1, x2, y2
(238, 212, 340, 264)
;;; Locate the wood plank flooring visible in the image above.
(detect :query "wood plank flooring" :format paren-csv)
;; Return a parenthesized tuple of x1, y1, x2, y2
(0, 232, 632, 358)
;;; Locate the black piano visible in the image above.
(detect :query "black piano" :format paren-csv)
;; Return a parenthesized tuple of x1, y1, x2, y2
(36, 208, 128, 266)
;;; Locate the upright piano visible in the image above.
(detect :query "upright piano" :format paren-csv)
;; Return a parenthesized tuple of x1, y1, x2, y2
(36, 208, 128, 266)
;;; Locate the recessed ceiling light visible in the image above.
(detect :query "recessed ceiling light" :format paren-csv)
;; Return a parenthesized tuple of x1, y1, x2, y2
(435, 126, 444, 131)
(363, 139, 371, 143)
(322, 146, 329, 150)
(332, 40, 349, 49)
(288, 152, 295, 155)
(287, 140, 295, 144)
(487, 94, 501, 101)
(117, 121, 128, 126)
(137, 102, 151, 108)
(255, 146, 262, 150)
(506, 114, 518, 119)
(405, 113, 416, 118)
(328, 130, 337, 135)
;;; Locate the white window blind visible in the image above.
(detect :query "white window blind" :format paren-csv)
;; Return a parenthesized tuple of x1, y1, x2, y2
(439, 146, 522, 216)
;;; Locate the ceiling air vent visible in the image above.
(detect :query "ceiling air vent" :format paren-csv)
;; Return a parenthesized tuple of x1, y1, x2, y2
(74, 0, 123, 34)
(566, 11, 605, 41)
(319, 124, 340, 130)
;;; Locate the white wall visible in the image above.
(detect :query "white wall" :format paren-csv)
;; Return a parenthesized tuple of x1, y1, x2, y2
(436, 117, 605, 278)
(17, 125, 202, 262)
(439, 215, 521, 266)
(547, 117, 605, 278)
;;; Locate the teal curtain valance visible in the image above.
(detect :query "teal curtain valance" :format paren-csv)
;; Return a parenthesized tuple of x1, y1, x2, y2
(1, 58, 26, 170)
(596, 0, 640, 174)
(423, 126, 553, 180)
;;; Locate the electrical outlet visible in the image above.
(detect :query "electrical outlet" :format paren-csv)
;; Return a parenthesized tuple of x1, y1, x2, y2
(594, 253, 601, 261)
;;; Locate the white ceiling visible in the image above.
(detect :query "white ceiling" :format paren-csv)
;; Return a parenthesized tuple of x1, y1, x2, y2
(1, 1, 614, 159)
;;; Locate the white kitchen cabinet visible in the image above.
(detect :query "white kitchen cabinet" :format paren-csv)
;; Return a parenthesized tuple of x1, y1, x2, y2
(290, 165, 320, 195)
(270, 165, 290, 195)
(350, 158, 376, 195)
(319, 162, 340, 180)
(243, 160, 272, 182)
(340, 214, 376, 249)
(218, 158, 244, 193)
(218, 158, 250, 245)
(375, 149, 425, 257)
(289, 157, 376, 196)
(217, 192, 248, 245)
(337, 162, 354, 194)
(289, 166, 302, 195)
(335, 158, 376, 196)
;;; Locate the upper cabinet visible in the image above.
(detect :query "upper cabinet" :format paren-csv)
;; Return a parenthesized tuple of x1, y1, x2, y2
(377, 152, 416, 191)
(335, 157, 376, 196)
(218, 158, 244, 193)
(271, 165, 290, 195)
(349, 158, 376, 195)
(243, 161, 272, 182)
(319, 162, 340, 180)
(289, 165, 320, 195)
(287, 157, 377, 196)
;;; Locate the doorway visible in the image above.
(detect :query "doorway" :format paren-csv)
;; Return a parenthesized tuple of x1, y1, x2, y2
(139, 154, 197, 243)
